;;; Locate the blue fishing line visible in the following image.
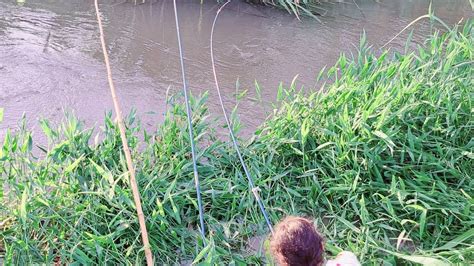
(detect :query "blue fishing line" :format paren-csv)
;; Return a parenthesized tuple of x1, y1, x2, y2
(172, 0, 206, 242)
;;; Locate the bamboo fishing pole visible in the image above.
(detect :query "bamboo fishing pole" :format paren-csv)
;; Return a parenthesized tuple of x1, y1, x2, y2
(94, 1, 153, 265)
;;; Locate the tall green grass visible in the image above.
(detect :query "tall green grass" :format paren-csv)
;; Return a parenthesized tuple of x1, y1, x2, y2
(1, 20, 473, 264)
(253, 20, 474, 264)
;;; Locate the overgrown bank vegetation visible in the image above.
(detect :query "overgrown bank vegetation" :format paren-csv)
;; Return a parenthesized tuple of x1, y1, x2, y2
(1, 20, 473, 264)
(243, 0, 323, 17)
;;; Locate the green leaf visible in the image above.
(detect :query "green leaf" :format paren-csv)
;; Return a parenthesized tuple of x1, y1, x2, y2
(19, 186, 29, 222)
(393, 254, 448, 266)
(156, 198, 165, 217)
(254, 80, 262, 101)
(169, 196, 181, 224)
(286, 187, 302, 197)
(277, 83, 284, 101)
(336, 216, 361, 234)
(21, 134, 32, 153)
(40, 119, 56, 139)
(72, 247, 94, 265)
(434, 228, 474, 251)
(36, 197, 50, 207)
(89, 159, 114, 185)
(300, 119, 311, 144)
(315, 142, 335, 151)
(192, 243, 212, 264)
(65, 155, 85, 173)
(373, 130, 396, 153)
(420, 209, 427, 238)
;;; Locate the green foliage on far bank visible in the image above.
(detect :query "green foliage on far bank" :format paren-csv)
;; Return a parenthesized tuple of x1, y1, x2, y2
(1, 20, 473, 265)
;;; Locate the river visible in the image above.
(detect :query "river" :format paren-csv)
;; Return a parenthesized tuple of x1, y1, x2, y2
(0, 0, 471, 143)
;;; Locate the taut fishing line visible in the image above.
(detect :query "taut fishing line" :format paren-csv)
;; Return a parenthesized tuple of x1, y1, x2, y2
(210, 0, 274, 234)
(172, 0, 207, 242)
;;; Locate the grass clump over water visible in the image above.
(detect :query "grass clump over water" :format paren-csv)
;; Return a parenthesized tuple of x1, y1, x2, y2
(1, 20, 473, 264)
(245, 0, 325, 18)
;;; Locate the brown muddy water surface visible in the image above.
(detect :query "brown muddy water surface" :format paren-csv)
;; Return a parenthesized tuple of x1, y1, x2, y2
(0, 0, 471, 143)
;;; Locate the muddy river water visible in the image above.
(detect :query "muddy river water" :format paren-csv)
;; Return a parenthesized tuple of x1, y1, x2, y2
(0, 0, 471, 142)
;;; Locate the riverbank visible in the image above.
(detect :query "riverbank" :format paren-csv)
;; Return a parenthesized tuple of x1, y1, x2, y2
(1, 20, 473, 264)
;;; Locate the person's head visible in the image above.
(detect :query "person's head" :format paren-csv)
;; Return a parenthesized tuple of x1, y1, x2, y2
(269, 216, 324, 266)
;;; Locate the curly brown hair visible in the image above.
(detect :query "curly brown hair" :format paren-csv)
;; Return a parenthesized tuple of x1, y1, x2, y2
(269, 216, 324, 266)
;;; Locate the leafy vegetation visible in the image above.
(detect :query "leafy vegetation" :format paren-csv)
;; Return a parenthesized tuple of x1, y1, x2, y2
(1, 20, 473, 265)
(253, 20, 474, 265)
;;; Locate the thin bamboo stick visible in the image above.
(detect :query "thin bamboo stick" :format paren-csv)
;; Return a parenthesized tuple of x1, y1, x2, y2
(93, 1, 153, 265)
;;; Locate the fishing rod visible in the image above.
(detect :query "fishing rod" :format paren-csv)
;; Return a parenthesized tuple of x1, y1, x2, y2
(210, 1, 274, 234)
(172, 0, 207, 242)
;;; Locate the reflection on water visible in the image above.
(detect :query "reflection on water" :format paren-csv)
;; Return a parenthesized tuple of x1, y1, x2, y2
(0, 0, 472, 142)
